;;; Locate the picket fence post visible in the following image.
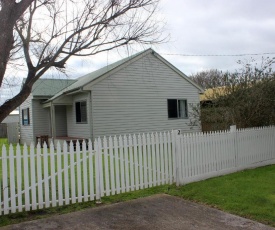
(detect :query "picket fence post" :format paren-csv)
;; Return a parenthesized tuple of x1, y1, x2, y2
(94, 138, 101, 201)
(1, 126, 275, 216)
(171, 131, 176, 183)
(172, 130, 182, 186)
(230, 125, 238, 167)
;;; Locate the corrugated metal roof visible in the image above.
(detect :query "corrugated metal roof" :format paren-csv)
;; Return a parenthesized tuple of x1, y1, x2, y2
(37, 48, 203, 102)
(29, 78, 77, 97)
(47, 49, 149, 101)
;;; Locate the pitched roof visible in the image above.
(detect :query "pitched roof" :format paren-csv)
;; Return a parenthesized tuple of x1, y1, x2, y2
(47, 49, 149, 102)
(28, 78, 77, 97)
(46, 48, 203, 102)
(68, 50, 146, 91)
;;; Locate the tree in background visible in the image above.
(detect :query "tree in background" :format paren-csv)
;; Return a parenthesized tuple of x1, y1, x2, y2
(189, 69, 225, 89)
(0, 0, 165, 122)
(191, 57, 275, 131)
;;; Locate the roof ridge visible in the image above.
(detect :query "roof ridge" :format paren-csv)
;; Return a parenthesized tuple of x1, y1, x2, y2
(22, 77, 77, 80)
(30, 78, 77, 96)
(46, 48, 153, 102)
(79, 48, 152, 79)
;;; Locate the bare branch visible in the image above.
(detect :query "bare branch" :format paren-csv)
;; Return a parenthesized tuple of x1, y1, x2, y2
(0, 0, 166, 122)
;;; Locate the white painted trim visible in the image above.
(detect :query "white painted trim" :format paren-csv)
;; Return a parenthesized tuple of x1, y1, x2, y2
(152, 52, 204, 93)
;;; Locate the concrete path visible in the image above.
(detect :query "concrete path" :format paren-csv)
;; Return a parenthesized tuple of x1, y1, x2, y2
(1, 194, 274, 230)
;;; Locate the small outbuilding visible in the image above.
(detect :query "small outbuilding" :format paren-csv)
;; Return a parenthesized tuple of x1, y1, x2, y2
(0, 110, 20, 143)
(2, 110, 19, 124)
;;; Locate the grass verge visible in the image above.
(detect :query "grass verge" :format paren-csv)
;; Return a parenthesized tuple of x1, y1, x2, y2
(168, 164, 275, 227)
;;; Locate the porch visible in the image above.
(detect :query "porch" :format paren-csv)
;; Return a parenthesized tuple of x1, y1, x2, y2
(54, 136, 89, 150)
(39, 93, 91, 147)
(36, 135, 88, 149)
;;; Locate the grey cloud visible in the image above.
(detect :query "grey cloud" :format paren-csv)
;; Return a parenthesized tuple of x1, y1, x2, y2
(2, 0, 275, 104)
(157, 0, 275, 74)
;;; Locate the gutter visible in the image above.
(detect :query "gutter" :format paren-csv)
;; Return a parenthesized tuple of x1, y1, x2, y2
(64, 87, 83, 95)
(42, 87, 85, 104)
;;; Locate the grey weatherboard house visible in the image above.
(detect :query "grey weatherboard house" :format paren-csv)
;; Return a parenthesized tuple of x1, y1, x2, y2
(19, 49, 203, 145)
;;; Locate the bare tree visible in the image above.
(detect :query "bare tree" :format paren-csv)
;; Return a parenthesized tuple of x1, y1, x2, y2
(189, 69, 225, 89)
(0, 0, 34, 84)
(195, 57, 275, 131)
(0, 0, 164, 122)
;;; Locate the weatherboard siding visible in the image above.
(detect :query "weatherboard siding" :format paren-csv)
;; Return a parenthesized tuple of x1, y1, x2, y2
(32, 100, 50, 139)
(19, 96, 34, 145)
(66, 92, 91, 139)
(91, 53, 201, 138)
(55, 105, 67, 137)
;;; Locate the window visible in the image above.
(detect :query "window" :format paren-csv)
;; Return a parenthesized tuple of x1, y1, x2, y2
(167, 99, 188, 119)
(22, 108, 30, 125)
(75, 101, 87, 123)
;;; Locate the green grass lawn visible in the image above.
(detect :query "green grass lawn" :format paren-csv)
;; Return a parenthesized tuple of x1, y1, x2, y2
(0, 164, 274, 227)
(0, 138, 9, 147)
(168, 164, 275, 227)
(0, 138, 25, 179)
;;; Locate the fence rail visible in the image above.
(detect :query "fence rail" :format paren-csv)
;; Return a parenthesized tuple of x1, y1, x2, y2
(175, 126, 275, 185)
(1, 126, 275, 215)
(0, 133, 174, 215)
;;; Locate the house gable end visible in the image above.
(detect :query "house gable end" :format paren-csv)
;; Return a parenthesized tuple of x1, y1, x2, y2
(83, 49, 154, 90)
(83, 49, 203, 93)
(47, 48, 202, 102)
(152, 52, 204, 93)
(90, 50, 202, 137)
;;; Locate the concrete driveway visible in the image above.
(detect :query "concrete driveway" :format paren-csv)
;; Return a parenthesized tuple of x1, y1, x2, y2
(1, 194, 274, 230)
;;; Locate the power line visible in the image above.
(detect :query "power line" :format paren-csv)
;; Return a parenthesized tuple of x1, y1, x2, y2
(160, 52, 275, 57)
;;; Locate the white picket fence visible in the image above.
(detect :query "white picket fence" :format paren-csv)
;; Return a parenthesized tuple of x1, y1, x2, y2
(0, 133, 174, 215)
(174, 126, 275, 185)
(0, 126, 275, 215)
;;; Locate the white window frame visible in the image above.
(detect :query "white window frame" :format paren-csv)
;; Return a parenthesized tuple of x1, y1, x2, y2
(75, 100, 87, 123)
(167, 99, 188, 119)
(22, 108, 30, 125)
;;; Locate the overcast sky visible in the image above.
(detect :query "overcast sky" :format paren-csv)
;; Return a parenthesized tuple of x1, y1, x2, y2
(157, 0, 275, 75)
(67, 0, 275, 76)
(1, 0, 275, 105)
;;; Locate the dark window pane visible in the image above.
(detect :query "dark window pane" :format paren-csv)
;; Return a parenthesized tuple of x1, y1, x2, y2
(80, 101, 87, 122)
(168, 99, 178, 118)
(76, 102, 81, 122)
(27, 108, 30, 124)
(76, 101, 87, 123)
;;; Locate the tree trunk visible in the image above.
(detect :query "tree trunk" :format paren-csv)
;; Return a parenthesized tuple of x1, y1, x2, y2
(0, 2, 17, 86)
(0, 83, 33, 123)
(0, 0, 34, 85)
